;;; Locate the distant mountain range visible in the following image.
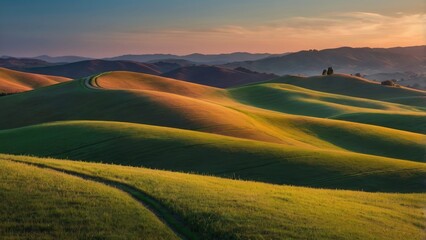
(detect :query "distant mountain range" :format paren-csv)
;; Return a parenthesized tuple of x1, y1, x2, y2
(104, 52, 277, 64)
(5, 46, 423, 75)
(14, 59, 276, 87)
(0, 57, 54, 69)
(162, 65, 277, 88)
(2, 46, 424, 88)
(22, 60, 161, 79)
(33, 55, 93, 63)
(224, 46, 426, 75)
(147, 59, 196, 72)
(3, 52, 276, 65)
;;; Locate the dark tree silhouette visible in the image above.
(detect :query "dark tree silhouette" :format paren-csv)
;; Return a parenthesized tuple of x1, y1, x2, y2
(322, 69, 327, 75)
(327, 67, 334, 75)
(381, 80, 395, 86)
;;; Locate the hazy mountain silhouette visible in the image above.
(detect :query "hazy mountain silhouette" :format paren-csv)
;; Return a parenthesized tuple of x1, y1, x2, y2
(24, 60, 161, 79)
(106, 52, 276, 64)
(162, 65, 277, 88)
(0, 57, 54, 69)
(224, 46, 425, 75)
(33, 55, 93, 63)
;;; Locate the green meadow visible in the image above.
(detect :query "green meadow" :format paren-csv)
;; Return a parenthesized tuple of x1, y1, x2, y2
(2, 154, 425, 240)
(0, 71, 425, 239)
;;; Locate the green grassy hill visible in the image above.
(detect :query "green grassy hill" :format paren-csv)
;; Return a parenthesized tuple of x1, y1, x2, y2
(0, 72, 424, 191)
(1, 154, 424, 240)
(1, 71, 425, 239)
(0, 158, 179, 239)
(229, 82, 426, 133)
(0, 121, 424, 192)
(269, 74, 426, 107)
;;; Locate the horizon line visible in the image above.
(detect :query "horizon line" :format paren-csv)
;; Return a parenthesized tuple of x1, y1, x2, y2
(3, 44, 425, 59)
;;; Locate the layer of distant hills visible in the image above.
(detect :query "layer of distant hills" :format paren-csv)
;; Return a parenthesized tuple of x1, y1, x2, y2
(0, 46, 425, 240)
(1, 45, 424, 89)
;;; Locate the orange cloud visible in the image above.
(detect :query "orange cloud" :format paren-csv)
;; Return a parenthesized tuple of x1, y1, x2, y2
(88, 12, 425, 54)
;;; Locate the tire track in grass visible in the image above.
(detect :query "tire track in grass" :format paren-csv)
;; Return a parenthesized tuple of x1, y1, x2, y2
(6, 159, 199, 240)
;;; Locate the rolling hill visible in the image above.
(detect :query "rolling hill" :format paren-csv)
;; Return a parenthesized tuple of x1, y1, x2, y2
(0, 67, 70, 93)
(266, 74, 426, 107)
(224, 46, 426, 75)
(0, 57, 54, 69)
(23, 59, 162, 78)
(365, 72, 426, 90)
(0, 71, 424, 193)
(161, 65, 277, 88)
(0, 69, 425, 239)
(0, 158, 178, 239)
(0, 121, 424, 192)
(147, 59, 196, 72)
(1, 154, 424, 240)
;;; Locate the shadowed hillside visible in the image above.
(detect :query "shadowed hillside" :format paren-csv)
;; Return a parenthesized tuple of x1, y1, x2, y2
(0, 71, 425, 194)
(162, 65, 277, 88)
(267, 74, 426, 107)
(0, 68, 425, 240)
(105, 52, 275, 64)
(23, 60, 162, 78)
(224, 46, 426, 75)
(0, 121, 424, 192)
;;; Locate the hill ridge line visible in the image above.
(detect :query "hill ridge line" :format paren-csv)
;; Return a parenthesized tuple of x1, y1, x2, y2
(6, 158, 199, 240)
(83, 74, 103, 90)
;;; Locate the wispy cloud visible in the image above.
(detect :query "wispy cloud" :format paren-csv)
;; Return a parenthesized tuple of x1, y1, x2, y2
(86, 12, 425, 54)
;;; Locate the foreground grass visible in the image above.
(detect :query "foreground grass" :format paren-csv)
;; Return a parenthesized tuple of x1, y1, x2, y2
(0, 121, 425, 192)
(3, 154, 425, 240)
(0, 160, 178, 240)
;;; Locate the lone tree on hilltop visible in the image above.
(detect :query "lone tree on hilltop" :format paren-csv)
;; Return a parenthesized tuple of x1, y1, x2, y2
(322, 69, 327, 75)
(327, 67, 334, 75)
(381, 80, 400, 87)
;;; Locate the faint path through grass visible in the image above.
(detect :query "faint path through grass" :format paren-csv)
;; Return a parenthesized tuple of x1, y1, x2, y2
(7, 159, 199, 240)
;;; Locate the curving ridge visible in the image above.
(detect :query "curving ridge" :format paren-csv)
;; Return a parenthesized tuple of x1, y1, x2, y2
(0, 71, 424, 194)
(91, 71, 227, 100)
(0, 71, 424, 160)
(268, 74, 426, 106)
(0, 67, 70, 93)
(0, 120, 424, 192)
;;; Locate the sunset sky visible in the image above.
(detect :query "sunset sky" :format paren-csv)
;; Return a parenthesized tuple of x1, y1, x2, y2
(1, 0, 424, 57)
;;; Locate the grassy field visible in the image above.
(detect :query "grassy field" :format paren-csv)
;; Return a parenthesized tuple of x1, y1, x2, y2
(0, 72, 424, 136)
(268, 74, 426, 106)
(0, 120, 424, 192)
(0, 158, 178, 239)
(0, 72, 424, 192)
(1, 71, 425, 239)
(229, 82, 426, 133)
(2, 154, 424, 240)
